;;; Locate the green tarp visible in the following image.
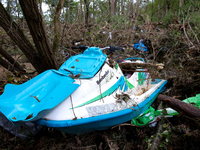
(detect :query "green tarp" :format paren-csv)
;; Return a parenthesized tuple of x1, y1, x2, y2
(131, 94, 200, 126)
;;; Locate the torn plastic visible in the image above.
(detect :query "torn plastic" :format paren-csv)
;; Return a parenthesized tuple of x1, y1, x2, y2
(131, 106, 178, 127)
(133, 39, 147, 52)
(0, 112, 44, 138)
(131, 94, 200, 127)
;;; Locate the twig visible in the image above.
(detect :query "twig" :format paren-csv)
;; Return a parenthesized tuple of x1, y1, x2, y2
(70, 95, 77, 120)
(187, 21, 200, 53)
(111, 123, 138, 129)
(111, 118, 162, 129)
(182, 10, 194, 47)
(188, 22, 200, 45)
(71, 145, 97, 149)
(30, 95, 40, 102)
(98, 69, 104, 103)
(121, 68, 150, 72)
(150, 102, 164, 150)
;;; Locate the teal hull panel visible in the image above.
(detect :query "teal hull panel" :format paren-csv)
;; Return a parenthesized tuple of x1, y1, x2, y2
(0, 70, 80, 126)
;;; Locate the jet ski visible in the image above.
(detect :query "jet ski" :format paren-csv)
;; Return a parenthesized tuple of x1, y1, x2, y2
(0, 46, 167, 134)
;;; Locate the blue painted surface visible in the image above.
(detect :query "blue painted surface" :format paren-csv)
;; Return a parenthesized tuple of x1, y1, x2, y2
(0, 70, 80, 126)
(36, 80, 167, 134)
(59, 47, 107, 79)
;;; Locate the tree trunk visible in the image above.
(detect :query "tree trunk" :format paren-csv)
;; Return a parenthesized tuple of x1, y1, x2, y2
(158, 0, 160, 20)
(92, 0, 95, 20)
(52, 0, 65, 53)
(80, 0, 84, 22)
(111, 0, 115, 15)
(84, 0, 89, 26)
(67, 0, 70, 23)
(108, 0, 111, 22)
(18, 0, 58, 72)
(121, 0, 124, 15)
(114, 0, 117, 15)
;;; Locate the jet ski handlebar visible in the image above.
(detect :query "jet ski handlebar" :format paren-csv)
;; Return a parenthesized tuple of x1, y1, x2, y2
(71, 45, 88, 50)
(71, 45, 124, 53)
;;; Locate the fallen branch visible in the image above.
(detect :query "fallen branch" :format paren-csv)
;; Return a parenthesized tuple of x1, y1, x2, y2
(157, 94, 200, 119)
(118, 62, 164, 70)
(121, 68, 150, 72)
(71, 145, 96, 149)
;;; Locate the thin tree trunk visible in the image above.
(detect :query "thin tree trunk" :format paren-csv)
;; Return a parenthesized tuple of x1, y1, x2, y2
(84, 0, 89, 26)
(111, 0, 115, 15)
(121, 0, 124, 15)
(80, 0, 84, 22)
(114, 0, 117, 15)
(76, 2, 79, 20)
(158, 0, 160, 20)
(53, 0, 65, 53)
(18, 0, 58, 72)
(92, 0, 95, 20)
(68, 0, 70, 23)
(108, 0, 111, 22)
(151, 0, 153, 20)
(178, 0, 182, 19)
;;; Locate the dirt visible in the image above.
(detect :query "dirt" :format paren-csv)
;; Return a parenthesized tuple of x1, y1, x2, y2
(0, 117, 200, 150)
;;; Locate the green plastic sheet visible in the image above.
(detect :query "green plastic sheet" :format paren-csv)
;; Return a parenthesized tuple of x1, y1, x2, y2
(131, 94, 200, 126)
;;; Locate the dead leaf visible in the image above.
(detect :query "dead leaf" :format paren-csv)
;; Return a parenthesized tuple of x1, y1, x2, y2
(25, 113, 33, 120)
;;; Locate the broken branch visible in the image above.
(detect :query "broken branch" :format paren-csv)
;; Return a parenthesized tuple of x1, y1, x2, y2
(157, 94, 200, 119)
(118, 62, 164, 70)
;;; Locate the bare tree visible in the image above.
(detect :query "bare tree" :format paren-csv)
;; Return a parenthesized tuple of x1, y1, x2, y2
(0, 1, 58, 74)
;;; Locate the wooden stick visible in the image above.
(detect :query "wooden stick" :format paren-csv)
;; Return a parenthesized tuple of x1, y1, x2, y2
(157, 94, 200, 119)
(118, 62, 164, 70)
(121, 68, 150, 72)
